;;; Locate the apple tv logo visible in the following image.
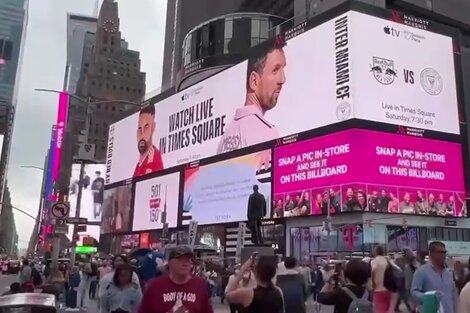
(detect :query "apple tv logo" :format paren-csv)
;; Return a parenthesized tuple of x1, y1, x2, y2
(384, 26, 400, 37)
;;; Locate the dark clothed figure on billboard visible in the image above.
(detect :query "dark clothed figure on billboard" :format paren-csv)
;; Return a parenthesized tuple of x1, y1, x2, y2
(247, 185, 266, 245)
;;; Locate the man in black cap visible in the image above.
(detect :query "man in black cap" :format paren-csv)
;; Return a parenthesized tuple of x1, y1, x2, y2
(138, 246, 213, 313)
(247, 185, 266, 245)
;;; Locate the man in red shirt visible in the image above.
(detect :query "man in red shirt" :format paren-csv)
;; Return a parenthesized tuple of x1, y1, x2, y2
(138, 246, 214, 313)
(134, 103, 164, 177)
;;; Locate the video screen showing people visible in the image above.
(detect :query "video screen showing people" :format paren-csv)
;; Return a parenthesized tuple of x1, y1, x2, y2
(273, 187, 342, 218)
(342, 185, 466, 217)
(101, 184, 133, 234)
(274, 184, 466, 217)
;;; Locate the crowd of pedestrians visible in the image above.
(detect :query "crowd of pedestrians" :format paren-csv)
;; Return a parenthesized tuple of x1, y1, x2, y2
(7, 240, 470, 313)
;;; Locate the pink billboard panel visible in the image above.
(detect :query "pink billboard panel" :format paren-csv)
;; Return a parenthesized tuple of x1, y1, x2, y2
(274, 129, 466, 217)
(52, 92, 69, 181)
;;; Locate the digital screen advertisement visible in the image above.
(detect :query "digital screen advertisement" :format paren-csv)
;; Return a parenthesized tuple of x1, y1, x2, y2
(69, 163, 106, 223)
(351, 12, 459, 134)
(105, 13, 352, 185)
(101, 184, 132, 234)
(183, 150, 272, 225)
(122, 234, 140, 250)
(105, 11, 457, 187)
(274, 129, 466, 217)
(132, 172, 180, 231)
(52, 92, 69, 181)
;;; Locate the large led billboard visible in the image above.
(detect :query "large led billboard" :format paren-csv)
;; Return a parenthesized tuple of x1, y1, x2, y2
(273, 129, 465, 217)
(105, 10, 458, 185)
(132, 172, 180, 231)
(183, 150, 272, 225)
(69, 164, 106, 222)
(352, 14, 458, 133)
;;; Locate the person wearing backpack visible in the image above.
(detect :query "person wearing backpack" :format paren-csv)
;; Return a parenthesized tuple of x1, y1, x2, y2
(89, 261, 99, 300)
(276, 257, 307, 313)
(317, 259, 372, 313)
(371, 245, 398, 313)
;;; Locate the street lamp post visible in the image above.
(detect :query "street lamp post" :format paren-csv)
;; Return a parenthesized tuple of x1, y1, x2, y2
(35, 88, 142, 264)
(0, 203, 37, 221)
(20, 163, 47, 256)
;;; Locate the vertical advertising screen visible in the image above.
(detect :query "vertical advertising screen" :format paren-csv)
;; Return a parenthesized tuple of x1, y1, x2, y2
(52, 92, 69, 181)
(183, 150, 272, 225)
(274, 129, 466, 217)
(69, 164, 106, 223)
(105, 10, 458, 186)
(101, 184, 132, 234)
(132, 172, 180, 231)
(44, 126, 56, 201)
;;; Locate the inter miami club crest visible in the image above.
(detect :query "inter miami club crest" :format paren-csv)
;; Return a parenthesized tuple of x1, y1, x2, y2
(370, 56, 397, 85)
(336, 102, 351, 121)
(420, 68, 443, 96)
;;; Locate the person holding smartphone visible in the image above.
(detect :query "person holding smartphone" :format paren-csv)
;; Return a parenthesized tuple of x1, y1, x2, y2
(226, 254, 284, 313)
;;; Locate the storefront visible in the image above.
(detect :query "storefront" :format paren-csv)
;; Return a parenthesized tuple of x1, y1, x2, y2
(285, 212, 470, 261)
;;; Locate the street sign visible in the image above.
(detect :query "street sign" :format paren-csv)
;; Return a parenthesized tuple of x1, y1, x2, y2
(188, 220, 198, 248)
(66, 217, 88, 224)
(445, 219, 457, 227)
(54, 225, 69, 235)
(51, 202, 69, 219)
(54, 219, 67, 226)
(77, 225, 87, 232)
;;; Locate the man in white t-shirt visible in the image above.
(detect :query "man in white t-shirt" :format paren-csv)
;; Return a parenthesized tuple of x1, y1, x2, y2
(371, 246, 396, 313)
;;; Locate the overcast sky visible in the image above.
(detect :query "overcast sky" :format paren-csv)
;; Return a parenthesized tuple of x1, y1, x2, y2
(8, 0, 167, 249)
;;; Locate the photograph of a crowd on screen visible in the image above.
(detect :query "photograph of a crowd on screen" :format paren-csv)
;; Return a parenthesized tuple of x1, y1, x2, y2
(273, 185, 466, 218)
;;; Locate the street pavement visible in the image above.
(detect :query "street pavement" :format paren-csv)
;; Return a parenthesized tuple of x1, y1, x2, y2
(1, 275, 409, 313)
(65, 297, 335, 313)
(0, 274, 20, 294)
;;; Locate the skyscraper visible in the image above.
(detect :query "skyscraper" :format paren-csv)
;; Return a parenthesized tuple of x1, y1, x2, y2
(58, 0, 145, 193)
(75, 0, 145, 161)
(0, 184, 18, 255)
(0, 0, 28, 203)
(161, 0, 293, 91)
(67, 14, 97, 95)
